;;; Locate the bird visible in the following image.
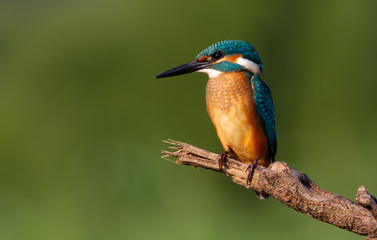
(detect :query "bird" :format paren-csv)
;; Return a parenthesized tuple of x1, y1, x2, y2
(155, 40, 277, 188)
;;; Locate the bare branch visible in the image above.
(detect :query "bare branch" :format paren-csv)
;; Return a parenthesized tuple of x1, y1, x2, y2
(162, 139, 377, 239)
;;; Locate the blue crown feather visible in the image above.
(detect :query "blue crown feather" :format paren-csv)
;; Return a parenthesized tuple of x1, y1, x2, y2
(196, 40, 263, 71)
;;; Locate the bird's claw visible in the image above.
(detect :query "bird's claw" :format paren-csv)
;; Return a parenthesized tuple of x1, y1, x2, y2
(218, 151, 228, 171)
(246, 157, 260, 184)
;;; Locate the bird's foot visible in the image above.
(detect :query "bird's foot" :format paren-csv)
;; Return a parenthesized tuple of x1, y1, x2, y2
(246, 157, 260, 184)
(218, 151, 228, 171)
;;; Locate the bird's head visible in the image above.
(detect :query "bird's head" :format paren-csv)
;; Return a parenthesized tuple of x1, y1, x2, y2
(155, 40, 263, 79)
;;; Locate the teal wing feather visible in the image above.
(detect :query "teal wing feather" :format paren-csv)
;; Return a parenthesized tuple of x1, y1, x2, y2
(251, 75, 277, 160)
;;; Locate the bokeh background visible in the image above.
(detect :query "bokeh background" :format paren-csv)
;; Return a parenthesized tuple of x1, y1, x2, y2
(1, 0, 376, 239)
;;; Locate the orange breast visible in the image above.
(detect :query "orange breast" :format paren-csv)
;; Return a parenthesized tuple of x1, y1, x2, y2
(206, 72, 270, 167)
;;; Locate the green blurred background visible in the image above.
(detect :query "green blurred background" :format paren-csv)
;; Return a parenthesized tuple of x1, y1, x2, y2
(1, 0, 376, 239)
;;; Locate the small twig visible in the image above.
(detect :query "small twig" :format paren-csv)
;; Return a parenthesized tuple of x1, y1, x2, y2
(162, 139, 377, 239)
(357, 186, 377, 219)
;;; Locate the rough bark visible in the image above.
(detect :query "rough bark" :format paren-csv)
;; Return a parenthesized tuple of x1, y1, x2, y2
(161, 139, 377, 239)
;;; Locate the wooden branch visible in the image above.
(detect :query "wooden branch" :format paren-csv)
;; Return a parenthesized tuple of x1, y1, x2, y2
(162, 139, 377, 239)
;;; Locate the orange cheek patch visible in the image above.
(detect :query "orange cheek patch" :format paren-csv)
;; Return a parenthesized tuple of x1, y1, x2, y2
(220, 54, 242, 63)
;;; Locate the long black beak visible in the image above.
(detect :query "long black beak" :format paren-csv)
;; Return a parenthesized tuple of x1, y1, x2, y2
(154, 60, 209, 79)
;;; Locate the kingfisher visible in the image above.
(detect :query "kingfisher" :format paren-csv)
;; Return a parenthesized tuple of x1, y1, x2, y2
(155, 40, 277, 185)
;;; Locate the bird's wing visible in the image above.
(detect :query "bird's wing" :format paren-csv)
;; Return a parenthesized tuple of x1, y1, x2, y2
(251, 75, 277, 160)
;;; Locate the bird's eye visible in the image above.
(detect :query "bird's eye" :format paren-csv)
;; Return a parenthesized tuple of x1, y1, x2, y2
(212, 51, 223, 60)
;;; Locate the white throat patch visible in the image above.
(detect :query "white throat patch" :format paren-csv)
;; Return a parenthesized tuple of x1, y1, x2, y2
(197, 68, 222, 78)
(236, 57, 261, 75)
